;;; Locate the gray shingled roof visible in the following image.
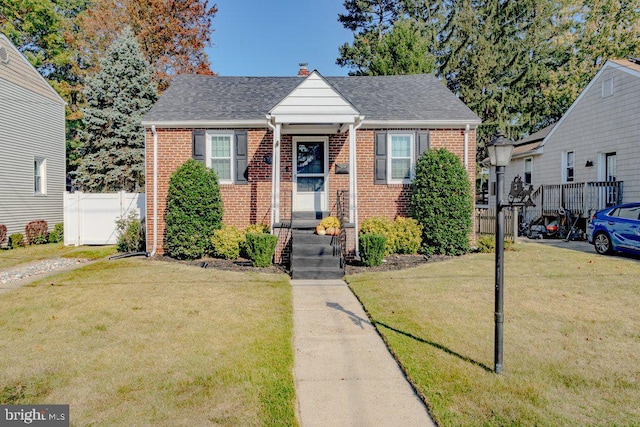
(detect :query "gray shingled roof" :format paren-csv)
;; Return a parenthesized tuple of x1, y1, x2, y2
(142, 73, 481, 124)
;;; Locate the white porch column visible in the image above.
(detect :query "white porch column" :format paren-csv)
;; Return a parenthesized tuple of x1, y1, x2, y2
(274, 123, 281, 224)
(348, 123, 356, 223)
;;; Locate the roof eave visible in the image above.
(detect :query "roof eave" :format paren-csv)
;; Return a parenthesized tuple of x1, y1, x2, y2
(141, 119, 268, 128)
(360, 119, 481, 129)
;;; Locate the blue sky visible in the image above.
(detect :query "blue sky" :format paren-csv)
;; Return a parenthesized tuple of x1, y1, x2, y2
(206, 1, 353, 76)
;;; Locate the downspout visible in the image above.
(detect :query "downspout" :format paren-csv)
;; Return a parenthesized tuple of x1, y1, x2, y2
(464, 124, 470, 169)
(149, 125, 158, 257)
(352, 116, 365, 260)
(266, 116, 277, 233)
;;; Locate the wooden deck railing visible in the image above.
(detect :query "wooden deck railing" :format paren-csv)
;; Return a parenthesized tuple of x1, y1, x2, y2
(528, 181, 622, 219)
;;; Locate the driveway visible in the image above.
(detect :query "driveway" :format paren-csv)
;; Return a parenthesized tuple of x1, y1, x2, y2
(517, 237, 595, 254)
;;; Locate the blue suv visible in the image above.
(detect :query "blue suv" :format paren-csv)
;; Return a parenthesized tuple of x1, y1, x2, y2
(587, 203, 640, 255)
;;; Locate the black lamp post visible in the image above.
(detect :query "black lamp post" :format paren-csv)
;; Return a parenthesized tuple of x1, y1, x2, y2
(487, 130, 514, 374)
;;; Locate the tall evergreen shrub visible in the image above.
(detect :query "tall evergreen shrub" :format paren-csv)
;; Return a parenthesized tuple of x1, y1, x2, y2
(165, 159, 223, 260)
(74, 27, 157, 192)
(410, 148, 473, 255)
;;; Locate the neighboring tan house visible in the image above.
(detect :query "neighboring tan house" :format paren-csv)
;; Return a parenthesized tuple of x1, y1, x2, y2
(490, 59, 640, 227)
(142, 67, 481, 277)
(0, 34, 66, 244)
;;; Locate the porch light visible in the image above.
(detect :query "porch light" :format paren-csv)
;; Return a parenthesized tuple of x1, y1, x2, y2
(487, 130, 514, 374)
(487, 130, 514, 167)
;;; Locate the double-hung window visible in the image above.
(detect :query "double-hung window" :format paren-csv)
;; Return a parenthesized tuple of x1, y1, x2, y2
(34, 157, 46, 195)
(564, 151, 574, 183)
(207, 133, 234, 184)
(388, 133, 414, 184)
(524, 157, 532, 185)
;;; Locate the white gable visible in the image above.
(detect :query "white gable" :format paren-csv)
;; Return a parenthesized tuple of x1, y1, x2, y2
(269, 71, 360, 124)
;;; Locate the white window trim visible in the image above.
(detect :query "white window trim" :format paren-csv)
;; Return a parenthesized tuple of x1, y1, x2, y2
(387, 132, 415, 184)
(523, 157, 533, 185)
(34, 157, 47, 195)
(206, 131, 234, 184)
(562, 151, 575, 183)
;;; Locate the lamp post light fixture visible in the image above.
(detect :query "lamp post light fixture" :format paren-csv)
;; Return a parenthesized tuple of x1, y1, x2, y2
(487, 130, 514, 374)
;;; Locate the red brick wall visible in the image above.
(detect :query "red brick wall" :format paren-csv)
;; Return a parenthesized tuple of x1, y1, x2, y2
(145, 126, 476, 256)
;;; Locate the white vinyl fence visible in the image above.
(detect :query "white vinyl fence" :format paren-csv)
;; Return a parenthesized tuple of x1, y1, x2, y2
(64, 191, 145, 246)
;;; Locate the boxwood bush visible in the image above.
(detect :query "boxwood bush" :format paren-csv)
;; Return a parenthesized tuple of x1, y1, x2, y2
(393, 217, 422, 254)
(244, 233, 277, 267)
(211, 225, 245, 260)
(359, 233, 387, 267)
(165, 159, 223, 260)
(411, 148, 473, 256)
(48, 223, 64, 244)
(359, 216, 395, 255)
(9, 233, 24, 249)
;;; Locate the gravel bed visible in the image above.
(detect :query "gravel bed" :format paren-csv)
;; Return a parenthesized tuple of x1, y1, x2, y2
(0, 258, 87, 285)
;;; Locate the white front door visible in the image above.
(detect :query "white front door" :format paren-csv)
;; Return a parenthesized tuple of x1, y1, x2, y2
(293, 137, 329, 212)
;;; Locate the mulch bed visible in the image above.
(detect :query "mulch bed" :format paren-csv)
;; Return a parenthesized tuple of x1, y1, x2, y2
(153, 253, 452, 275)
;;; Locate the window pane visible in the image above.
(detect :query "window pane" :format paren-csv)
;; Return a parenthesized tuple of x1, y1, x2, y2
(297, 142, 324, 174)
(391, 136, 411, 157)
(297, 177, 324, 192)
(211, 159, 231, 180)
(211, 136, 231, 157)
(391, 159, 411, 180)
(567, 151, 574, 167)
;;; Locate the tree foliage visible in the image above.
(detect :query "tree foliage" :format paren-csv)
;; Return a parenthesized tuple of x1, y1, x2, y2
(410, 149, 473, 256)
(71, 0, 217, 92)
(337, 0, 640, 147)
(2, 0, 217, 173)
(74, 28, 157, 192)
(338, 18, 435, 75)
(165, 159, 223, 260)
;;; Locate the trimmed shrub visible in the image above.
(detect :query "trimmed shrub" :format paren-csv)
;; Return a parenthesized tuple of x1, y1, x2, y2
(25, 220, 48, 245)
(211, 225, 245, 260)
(359, 216, 395, 255)
(393, 217, 423, 254)
(9, 233, 24, 249)
(244, 233, 277, 267)
(48, 223, 64, 243)
(0, 224, 6, 246)
(359, 233, 387, 267)
(476, 236, 516, 253)
(115, 212, 145, 253)
(165, 159, 223, 260)
(245, 223, 269, 234)
(411, 148, 473, 256)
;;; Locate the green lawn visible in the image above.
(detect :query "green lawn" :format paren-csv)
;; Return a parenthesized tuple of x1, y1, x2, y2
(0, 243, 117, 270)
(346, 242, 640, 426)
(0, 258, 297, 426)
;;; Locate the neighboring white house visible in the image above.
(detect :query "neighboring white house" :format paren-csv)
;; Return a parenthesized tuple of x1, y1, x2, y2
(0, 34, 66, 243)
(489, 58, 640, 224)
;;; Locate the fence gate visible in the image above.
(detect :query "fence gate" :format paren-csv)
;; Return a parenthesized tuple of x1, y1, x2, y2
(475, 207, 518, 241)
(64, 191, 145, 246)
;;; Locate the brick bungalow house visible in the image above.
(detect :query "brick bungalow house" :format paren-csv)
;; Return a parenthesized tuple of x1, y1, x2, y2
(141, 67, 480, 275)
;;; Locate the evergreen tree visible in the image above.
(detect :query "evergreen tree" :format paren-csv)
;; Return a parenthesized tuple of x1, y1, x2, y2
(338, 18, 435, 75)
(74, 28, 157, 192)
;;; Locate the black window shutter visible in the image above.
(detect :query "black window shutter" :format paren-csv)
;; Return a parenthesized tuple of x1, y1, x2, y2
(374, 131, 387, 184)
(417, 131, 430, 158)
(192, 130, 206, 163)
(235, 131, 248, 184)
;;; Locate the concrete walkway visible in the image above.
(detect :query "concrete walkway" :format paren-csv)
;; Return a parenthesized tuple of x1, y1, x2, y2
(292, 279, 436, 427)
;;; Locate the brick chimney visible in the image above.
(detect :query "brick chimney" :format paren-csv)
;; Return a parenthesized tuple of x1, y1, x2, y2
(297, 62, 310, 77)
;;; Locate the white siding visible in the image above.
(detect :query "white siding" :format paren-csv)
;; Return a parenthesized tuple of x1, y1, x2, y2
(0, 75, 66, 240)
(491, 62, 640, 206)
